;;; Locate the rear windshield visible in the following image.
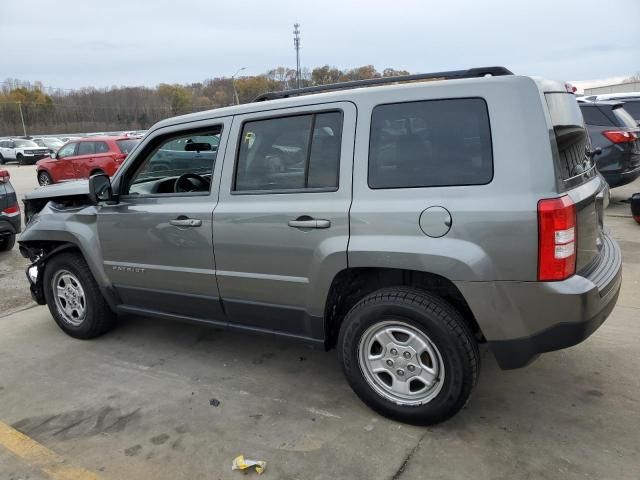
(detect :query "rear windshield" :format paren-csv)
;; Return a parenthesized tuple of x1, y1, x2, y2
(620, 101, 640, 121)
(116, 139, 138, 154)
(612, 105, 638, 128)
(545, 93, 595, 185)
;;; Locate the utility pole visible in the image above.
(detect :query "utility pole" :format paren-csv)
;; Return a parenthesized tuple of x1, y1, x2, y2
(293, 23, 301, 88)
(17, 102, 27, 136)
(231, 67, 246, 105)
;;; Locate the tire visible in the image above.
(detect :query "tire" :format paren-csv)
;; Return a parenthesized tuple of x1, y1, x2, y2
(338, 287, 479, 425)
(90, 169, 104, 177)
(38, 171, 53, 186)
(0, 234, 15, 251)
(43, 252, 117, 339)
(0, 154, 5, 165)
(17, 154, 24, 166)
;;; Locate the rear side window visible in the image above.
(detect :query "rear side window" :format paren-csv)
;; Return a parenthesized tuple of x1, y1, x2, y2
(612, 105, 638, 128)
(579, 106, 612, 126)
(234, 111, 342, 192)
(78, 142, 95, 155)
(368, 98, 493, 189)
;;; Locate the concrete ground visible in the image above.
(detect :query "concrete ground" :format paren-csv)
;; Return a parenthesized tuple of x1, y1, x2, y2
(0, 164, 639, 479)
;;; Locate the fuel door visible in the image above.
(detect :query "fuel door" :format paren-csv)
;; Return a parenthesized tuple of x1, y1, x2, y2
(419, 206, 452, 238)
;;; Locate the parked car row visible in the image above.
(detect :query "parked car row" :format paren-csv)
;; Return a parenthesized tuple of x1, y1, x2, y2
(36, 136, 139, 186)
(0, 139, 50, 165)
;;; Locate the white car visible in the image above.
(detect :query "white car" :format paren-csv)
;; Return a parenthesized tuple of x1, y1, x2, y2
(32, 137, 64, 154)
(0, 139, 50, 165)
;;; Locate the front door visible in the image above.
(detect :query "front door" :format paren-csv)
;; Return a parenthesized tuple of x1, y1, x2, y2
(55, 142, 78, 180)
(97, 119, 230, 322)
(213, 103, 356, 341)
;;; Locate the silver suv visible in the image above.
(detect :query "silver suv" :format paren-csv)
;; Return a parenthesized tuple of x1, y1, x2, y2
(19, 67, 622, 425)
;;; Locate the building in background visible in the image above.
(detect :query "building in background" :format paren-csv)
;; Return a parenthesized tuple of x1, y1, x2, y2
(584, 80, 640, 96)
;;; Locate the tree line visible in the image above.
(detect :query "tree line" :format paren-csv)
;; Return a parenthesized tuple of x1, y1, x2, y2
(0, 65, 410, 136)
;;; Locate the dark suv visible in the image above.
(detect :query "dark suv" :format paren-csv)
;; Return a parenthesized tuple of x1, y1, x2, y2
(0, 169, 21, 251)
(578, 100, 640, 188)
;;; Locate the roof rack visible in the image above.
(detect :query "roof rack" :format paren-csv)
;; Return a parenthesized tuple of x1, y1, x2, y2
(253, 66, 513, 102)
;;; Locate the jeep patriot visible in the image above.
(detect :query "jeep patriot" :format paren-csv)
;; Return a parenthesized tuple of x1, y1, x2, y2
(19, 67, 622, 424)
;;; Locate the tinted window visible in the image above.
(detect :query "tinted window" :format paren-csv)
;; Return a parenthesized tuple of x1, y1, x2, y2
(368, 98, 493, 189)
(612, 106, 638, 128)
(95, 141, 109, 153)
(579, 106, 612, 126)
(78, 142, 95, 155)
(116, 139, 139, 154)
(235, 112, 342, 192)
(620, 101, 640, 120)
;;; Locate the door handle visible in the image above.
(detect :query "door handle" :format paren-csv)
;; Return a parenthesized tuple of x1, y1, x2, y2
(170, 218, 202, 227)
(288, 218, 331, 229)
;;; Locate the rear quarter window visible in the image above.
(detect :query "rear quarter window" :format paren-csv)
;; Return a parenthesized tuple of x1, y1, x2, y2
(612, 106, 638, 128)
(368, 98, 493, 189)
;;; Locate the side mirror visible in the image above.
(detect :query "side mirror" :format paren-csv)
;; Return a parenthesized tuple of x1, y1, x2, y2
(88, 173, 113, 204)
(50, 151, 57, 159)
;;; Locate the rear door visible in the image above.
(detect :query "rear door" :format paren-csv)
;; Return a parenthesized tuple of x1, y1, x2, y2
(213, 103, 355, 340)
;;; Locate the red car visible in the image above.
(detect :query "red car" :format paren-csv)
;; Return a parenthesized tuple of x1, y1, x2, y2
(36, 136, 139, 186)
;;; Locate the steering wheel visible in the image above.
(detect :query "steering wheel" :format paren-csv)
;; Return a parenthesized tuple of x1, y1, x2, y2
(174, 173, 210, 193)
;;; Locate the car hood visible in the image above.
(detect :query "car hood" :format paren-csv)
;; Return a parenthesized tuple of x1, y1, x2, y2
(24, 180, 89, 201)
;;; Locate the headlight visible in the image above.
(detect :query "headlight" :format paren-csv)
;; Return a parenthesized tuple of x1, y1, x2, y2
(27, 265, 39, 283)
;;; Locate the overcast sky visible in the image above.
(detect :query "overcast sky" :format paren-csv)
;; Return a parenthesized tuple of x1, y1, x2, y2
(1, 0, 639, 90)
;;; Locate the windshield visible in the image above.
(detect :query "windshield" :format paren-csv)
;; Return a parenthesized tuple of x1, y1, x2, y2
(14, 139, 39, 147)
(116, 139, 139, 153)
(44, 139, 63, 147)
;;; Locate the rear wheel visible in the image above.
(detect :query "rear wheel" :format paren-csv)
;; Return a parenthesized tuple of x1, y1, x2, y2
(43, 252, 117, 339)
(90, 169, 105, 177)
(37, 171, 53, 186)
(0, 235, 15, 251)
(338, 287, 479, 425)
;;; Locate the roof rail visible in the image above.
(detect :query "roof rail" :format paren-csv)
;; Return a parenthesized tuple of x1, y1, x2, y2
(253, 66, 513, 102)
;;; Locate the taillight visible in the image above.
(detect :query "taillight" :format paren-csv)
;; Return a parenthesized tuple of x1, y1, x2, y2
(0, 170, 9, 183)
(538, 195, 576, 281)
(602, 130, 637, 144)
(2, 203, 20, 216)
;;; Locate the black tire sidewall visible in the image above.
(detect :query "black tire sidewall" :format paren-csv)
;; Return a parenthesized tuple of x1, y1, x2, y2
(339, 291, 475, 425)
(43, 253, 102, 338)
(0, 235, 15, 251)
(17, 154, 24, 166)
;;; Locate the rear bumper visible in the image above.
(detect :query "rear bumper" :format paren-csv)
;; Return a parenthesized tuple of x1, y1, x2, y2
(601, 163, 640, 188)
(456, 233, 622, 369)
(0, 217, 20, 237)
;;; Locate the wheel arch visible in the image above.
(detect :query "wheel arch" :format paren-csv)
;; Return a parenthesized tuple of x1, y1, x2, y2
(323, 267, 482, 350)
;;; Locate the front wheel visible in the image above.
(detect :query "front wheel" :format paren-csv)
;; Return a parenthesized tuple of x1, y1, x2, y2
(37, 171, 53, 186)
(338, 287, 479, 425)
(0, 154, 5, 165)
(17, 154, 24, 166)
(43, 252, 117, 339)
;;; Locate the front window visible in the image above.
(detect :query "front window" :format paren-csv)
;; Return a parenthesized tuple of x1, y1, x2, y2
(57, 143, 77, 159)
(127, 128, 221, 195)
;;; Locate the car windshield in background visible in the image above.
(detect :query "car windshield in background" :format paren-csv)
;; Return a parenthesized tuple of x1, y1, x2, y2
(612, 106, 638, 128)
(15, 139, 39, 147)
(116, 139, 139, 153)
